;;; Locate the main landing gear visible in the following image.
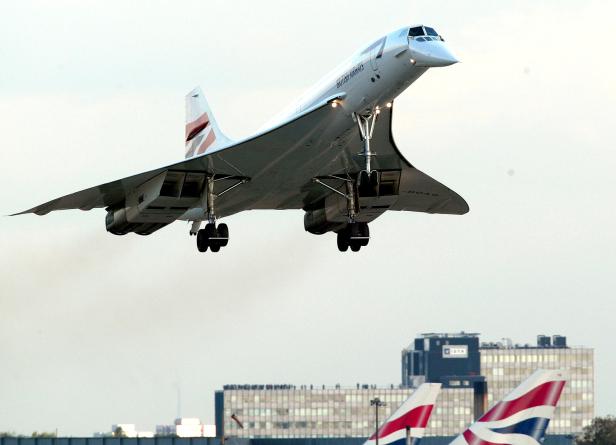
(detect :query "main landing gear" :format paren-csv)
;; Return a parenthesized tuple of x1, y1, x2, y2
(312, 175, 371, 253)
(196, 222, 229, 252)
(190, 175, 248, 253)
(337, 222, 369, 252)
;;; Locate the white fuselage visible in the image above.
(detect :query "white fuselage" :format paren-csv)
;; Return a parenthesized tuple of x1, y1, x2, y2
(262, 25, 458, 131)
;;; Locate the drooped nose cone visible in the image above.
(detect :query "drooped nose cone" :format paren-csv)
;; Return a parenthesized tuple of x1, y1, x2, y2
(409, 39, 458, 67)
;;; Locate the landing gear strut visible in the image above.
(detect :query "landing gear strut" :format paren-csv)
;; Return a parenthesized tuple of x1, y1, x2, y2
(309, 108, 384, 252)
(312, 175, 371, 253)
(355, 111, 380, 197)
(191, 175, 247, 253)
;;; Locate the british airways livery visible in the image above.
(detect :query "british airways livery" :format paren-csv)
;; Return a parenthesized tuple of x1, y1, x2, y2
(450, 370, 567, 445)
(16, 25, 467, 253)
(366, 383, 441, 445)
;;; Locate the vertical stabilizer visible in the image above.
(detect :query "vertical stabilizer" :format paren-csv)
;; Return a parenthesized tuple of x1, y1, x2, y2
(363, 383, 441, 445)
(185, 86, 231, 158)
(449, 369, 567, 445)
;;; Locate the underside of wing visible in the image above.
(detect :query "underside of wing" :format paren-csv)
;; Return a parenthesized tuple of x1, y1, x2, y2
(13, 167, 168, 216)
(367, 105, 469, 216)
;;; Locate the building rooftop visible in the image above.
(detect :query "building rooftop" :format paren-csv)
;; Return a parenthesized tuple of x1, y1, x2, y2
(221, 383, 406, 391)
(419, 332, 480, 338)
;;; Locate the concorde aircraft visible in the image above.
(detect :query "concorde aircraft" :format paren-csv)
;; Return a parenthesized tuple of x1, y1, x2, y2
(16, 25, 468, 253)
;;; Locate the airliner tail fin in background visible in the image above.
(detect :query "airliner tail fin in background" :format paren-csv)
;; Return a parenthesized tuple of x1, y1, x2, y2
(450, 369, 567, 445)
(185, 86, 231, 158)
(364, 383, 441, 445)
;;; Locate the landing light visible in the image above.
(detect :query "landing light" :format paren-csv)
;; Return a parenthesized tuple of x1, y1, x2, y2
(386, 102, 392, 108)
(331, 101, 338, 108)
(410, 58, 416, 65)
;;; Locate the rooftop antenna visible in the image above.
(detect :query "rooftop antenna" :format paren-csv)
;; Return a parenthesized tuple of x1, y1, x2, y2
(176, 382, 182, 419)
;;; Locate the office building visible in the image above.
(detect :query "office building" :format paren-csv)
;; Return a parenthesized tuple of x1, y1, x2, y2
(215, 333, 593, 439)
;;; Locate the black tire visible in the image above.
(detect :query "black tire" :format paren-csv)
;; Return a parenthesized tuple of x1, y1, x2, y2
(360, 222, 370, 246)
(350, 240, 361, 252)
(204, 223, 217, 238)
(196, 229, 208, 252)
(218, 223, 229, 247)
(204, 223, 221, 251)
(349, 222, 362, 239)
(337, 231, 349, 252)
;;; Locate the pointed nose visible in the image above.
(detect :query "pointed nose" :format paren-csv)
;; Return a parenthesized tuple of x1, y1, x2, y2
(410, 40, 459, 67)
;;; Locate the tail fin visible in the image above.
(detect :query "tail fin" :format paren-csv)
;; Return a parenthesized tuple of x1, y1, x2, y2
(184, 86, 231, 158)
(364, 383, 441, 445)
(450, 369, 567, 445)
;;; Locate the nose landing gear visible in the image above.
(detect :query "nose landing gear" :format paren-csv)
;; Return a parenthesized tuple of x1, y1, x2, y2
(355, 111, 380, 197)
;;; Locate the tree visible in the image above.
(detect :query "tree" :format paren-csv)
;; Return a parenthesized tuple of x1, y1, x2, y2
(577, 416, 616, 445)
(113, 427, 126, 438)
(31, 432, 57, 438)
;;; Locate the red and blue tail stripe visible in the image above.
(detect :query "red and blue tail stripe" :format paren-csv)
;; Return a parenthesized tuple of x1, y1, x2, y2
(370, 405, 434, 441)
(479, 380, 565, 422)
(449, 370, 567, 445)
(363, 383, 441, 445)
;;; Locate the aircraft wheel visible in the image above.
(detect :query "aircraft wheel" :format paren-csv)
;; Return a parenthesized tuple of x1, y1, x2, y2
(337, 230, 349, 252)
(218, 223, 229, 247)
(359, 222, 370, 246)
(196, 229, 209, 252)
(205, 223, 222, 252)
(350, 240, 361, 252)
(204, 223, 217, 238)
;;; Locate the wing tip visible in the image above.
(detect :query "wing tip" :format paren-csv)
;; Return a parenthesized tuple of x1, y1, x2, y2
(8, 208, 49, 216)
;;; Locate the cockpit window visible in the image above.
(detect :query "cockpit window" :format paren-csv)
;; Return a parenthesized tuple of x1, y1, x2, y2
(425, 26, 439, 36)
(408, 27, 424, 37)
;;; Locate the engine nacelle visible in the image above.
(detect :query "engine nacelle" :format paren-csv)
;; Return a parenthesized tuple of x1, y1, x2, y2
(304, 207, 346, 235)
(105, 208, 168, 236)
(105, 170, 207, 236)
(105, 207, 130, 235)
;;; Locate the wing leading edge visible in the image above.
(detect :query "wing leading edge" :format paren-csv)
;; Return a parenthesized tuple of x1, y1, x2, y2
(360, 103, 469, 216)
(13, 97, 342, 217)
(14, 98, 468, 226)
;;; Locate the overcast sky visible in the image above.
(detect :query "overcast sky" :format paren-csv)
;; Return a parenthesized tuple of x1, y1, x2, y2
(1, 0, 615, 437)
